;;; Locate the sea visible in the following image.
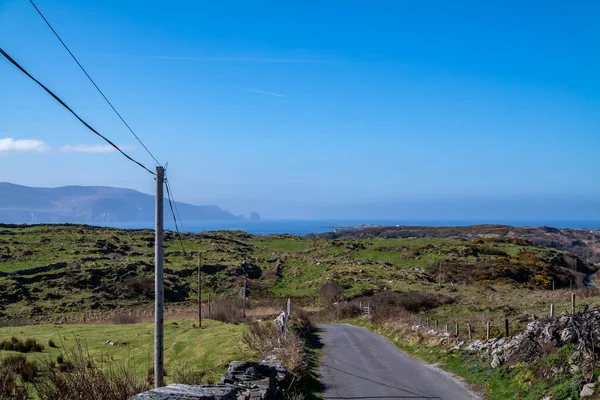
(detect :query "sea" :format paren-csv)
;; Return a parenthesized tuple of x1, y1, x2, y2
(96, 219, 600, 236)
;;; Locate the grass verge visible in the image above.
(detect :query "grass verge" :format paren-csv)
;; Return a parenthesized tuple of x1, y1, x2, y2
(0, 319, 247, 384)
(350, 319, 585, 400)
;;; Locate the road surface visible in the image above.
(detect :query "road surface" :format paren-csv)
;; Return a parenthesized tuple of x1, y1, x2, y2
(317, 324, 481, 400)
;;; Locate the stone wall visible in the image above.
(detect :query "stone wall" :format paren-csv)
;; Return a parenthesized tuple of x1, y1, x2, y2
(133, 360, 287, 400)
(0, 262, 66, 277)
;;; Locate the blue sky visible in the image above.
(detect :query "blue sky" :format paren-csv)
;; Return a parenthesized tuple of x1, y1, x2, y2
(1, 0, 599, 219)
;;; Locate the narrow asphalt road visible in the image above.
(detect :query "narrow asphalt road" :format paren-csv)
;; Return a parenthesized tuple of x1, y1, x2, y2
(317, 324, 481, 400)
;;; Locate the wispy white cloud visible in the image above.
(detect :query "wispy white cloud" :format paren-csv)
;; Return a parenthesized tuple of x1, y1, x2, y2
(0, 138, 49, 154)
(60, 144, 135, 153)
(239, 87, 285, 97)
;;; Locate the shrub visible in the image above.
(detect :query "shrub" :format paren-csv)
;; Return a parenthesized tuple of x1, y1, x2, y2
(0, 337, 43, 353)
(210, 299, 245, 324)
(0, 361, 28, 400)
(319, 281, 344, 305)
(171, 362, 204, 385)
(289, 307, 315, 336)
(146, 367, 168, 386)
(33, 341, 149, 400)
(243, 322, 306, 374)
(112, 311, 141, 324)
(319, 302, 362, 322)
(1, 354, 38, 383)
(369, 291, 454, 314)
(123, 276, 154, 297)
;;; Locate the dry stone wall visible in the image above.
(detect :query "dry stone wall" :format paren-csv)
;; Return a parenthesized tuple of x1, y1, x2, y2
(133, 361, 287, 400)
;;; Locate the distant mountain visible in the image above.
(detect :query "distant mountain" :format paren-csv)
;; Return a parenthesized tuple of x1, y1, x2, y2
(0, 182, 241, 223)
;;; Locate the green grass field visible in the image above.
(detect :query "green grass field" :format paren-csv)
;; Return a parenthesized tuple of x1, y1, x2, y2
(0, 319, 247, 384)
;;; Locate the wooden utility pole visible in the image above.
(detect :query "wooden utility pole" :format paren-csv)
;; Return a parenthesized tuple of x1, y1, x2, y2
(242, 260, 248, 318)
(154, 166, 165, 388)
(208, 293, 211, 318)
(197, 252, 202, 328)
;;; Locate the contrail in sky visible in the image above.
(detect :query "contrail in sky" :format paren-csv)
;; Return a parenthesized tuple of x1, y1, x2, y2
(239, 87, 285, 97)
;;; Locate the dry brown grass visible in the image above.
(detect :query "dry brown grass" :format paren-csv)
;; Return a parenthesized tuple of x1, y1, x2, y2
(245, 306, 282, 318)
(210, 299, 245, 324)
(243, 322, 306, 374)
(171, 362, 204, 385)
(0, 364, 28, 400)
(32, 341, 149, 400)
(111, 311, 142, 325)
(0, 355, 30, 400)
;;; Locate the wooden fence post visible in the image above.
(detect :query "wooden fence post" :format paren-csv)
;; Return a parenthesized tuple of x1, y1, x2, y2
(550, 304, 554, 317)
(571, 293, 576, 314)
(435, 320, 438, 330)
(455, 323, 459, 337)
(486, 321, 491, 340)
(504, 318, 509, 337)
(467, 323, 472, 340)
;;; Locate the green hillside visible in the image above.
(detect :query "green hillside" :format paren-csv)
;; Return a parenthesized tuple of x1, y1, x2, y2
(0, 224, 596, 326)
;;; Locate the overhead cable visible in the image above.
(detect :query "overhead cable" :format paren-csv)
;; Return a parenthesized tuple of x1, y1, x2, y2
(164, 176, 188, 254)
(28, 0, 161, 166)
(0, 47, 155, 176)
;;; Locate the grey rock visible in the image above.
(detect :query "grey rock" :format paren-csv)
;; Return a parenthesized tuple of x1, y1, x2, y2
(581, 383, 595, 397)
(132, 384, 236, 399)
(560, 329, 576, 343)
(491, 355, 503, 369)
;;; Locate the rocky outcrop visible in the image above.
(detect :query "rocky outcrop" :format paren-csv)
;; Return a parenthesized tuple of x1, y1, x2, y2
(413, 306, 600, 381)
(133, 361, 287, 400)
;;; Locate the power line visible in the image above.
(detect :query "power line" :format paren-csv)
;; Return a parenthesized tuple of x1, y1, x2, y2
(166, 178, 185, 232)
(28, 0, 161, 166)
(164, 173, 187, 254)
(0, 47, 155, 176)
